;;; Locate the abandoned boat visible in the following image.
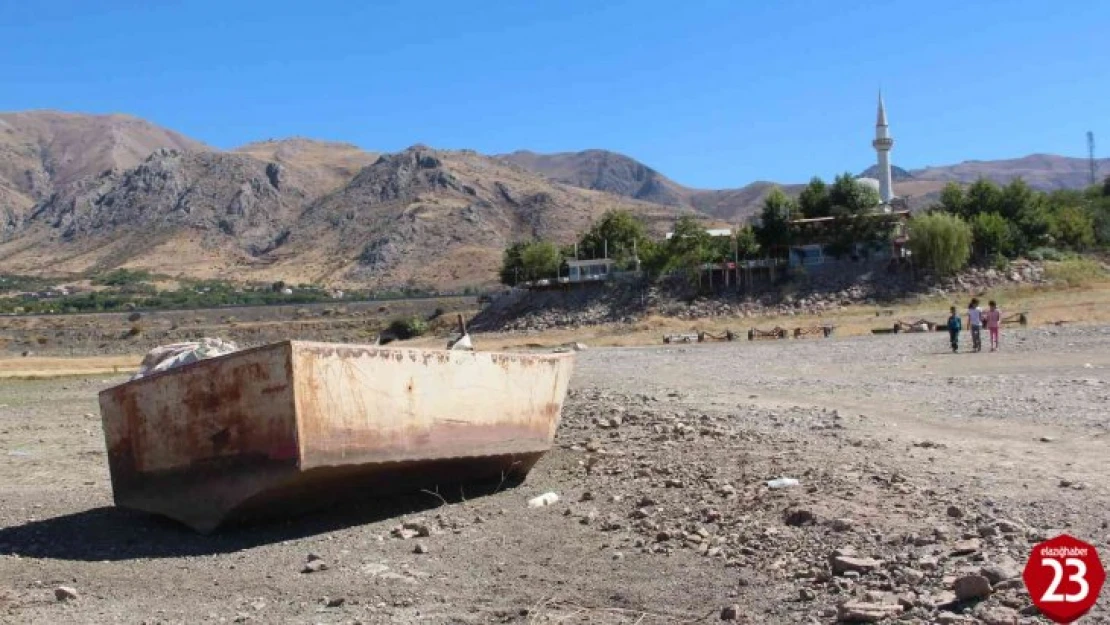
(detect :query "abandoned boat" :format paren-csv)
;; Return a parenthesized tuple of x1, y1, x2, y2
(98, 339, 575, 533)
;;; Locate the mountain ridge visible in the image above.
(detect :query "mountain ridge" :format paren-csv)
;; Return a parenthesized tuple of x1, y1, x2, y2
(1, 110, 1104, 289)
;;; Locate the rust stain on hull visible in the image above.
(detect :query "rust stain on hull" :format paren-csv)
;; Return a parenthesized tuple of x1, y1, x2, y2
(98, 340, 575, 533)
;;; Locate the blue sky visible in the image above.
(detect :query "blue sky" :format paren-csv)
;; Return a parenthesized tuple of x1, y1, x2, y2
(2, 0, 1107, 188)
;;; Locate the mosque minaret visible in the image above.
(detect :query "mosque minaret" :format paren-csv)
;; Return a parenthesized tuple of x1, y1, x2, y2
(871, 92, 895, 204)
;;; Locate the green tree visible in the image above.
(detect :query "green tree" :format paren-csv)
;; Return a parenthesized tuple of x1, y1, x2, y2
(937, 182, 966, 217)
(907, 213, 972, 276)
(519, 241, 562, 280)
(999, 178, 1051, 251)
(734, 225, 760, 259)
(963, 178, 1002, 218)
(578, 209, 649, 268)
(1050, 204, 1096, 250)
(828, 173, 881, 213)
(970, 212, 1013, 258)
(754, 187, 796, 256)
(664, 215, 712, 283)
(824, 174, 885, 258)
(637, 239, 669, 277)
(498, 242, 528, 286)
(798, 177, 831, 218)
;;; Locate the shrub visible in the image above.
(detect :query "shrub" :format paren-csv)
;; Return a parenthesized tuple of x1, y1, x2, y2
(1049, 205, 1096, 251)
(990, 253, 1010, 272)
(1027, 247, 1067, 262)
(93, 268, 153, 286)
(970, 212, 1013, 259)
(387, 316, 428, 340)
(1044, 258, 1108, 288)
(907, 213, 972, 276)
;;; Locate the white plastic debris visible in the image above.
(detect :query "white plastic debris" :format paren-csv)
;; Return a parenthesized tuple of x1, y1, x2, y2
(527, 492, 560, 508)
(130, 338, 241, 381)
(448, 333, 473, 351)
(766, 477, 800, 489)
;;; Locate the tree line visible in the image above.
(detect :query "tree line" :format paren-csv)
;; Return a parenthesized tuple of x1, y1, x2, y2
(498, 210, 764, 287)
(501, 173, 1110, 287)
(908, 176, 1110, 276)
(500, 172, 894, 287)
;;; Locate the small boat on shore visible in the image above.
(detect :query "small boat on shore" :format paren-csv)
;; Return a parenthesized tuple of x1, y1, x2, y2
(98, 340, 575, 533)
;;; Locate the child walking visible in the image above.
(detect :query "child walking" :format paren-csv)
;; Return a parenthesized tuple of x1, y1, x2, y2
(986, 300, 1001, 351)
(947, 306, 962, 353)
(967, 298, 984, 353)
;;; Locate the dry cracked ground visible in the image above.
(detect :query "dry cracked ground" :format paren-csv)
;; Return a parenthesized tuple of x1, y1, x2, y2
(1, 325, 1109, 624)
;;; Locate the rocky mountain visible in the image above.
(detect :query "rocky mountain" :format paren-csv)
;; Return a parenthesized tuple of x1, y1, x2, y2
(859, 164, 915, 181)
(234, 138, 379, 198)
(910, 154, 1109, 190)
(0, 111, 207, 229)
(268, 147, 686, 289)
(510, 149, 1105, 223)
(0, 110, 1104, 289)
(500, 150, 689, 208)
(0, 138, 686, 288)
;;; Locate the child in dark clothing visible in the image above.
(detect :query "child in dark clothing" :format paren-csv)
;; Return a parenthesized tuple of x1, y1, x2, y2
(947, 306, 962, 353)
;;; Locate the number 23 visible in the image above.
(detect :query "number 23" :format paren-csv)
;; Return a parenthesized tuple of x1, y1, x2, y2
(1041, 557, 1090, 603)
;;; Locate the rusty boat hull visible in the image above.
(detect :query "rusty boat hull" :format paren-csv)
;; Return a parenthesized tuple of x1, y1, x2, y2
(98, 340, 575, 533)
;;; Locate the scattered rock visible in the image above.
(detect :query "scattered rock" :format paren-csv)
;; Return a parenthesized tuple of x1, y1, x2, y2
(413, 543, 429, 554)
(54, 586, 78, 602)
(836, 601, 901, 622)
(719, 604, 740, 621)
(980, 559, 1021, 585)
(950, 538, 981, 556)
(953, 574, 992, 601)
(976, 606, 1019, 625)
(946, 505, 963, 518)
(302, 559, 328, 574)
(830, 551, 882, 575)
(783, 507, 816, 526)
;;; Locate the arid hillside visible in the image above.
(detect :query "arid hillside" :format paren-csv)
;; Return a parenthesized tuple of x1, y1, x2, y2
(0, 142, 687, 289)
(0, 110, 1103, 289)
(0, 111, 207, 231)
(911, 153, 1109, 189)
(504, 149, 1104, 222)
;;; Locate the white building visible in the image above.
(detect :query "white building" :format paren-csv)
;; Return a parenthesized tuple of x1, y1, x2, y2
(664, 228, 732, 240)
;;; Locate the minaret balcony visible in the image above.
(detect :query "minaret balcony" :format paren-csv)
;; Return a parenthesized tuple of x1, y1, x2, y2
(872, 138, 894, 150)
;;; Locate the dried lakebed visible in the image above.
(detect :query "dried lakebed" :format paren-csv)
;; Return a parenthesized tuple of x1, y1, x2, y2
(1, 325, 1108, 624)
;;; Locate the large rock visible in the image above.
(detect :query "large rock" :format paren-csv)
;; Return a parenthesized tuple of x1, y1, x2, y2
(953, 574, 992, 601)
(830, 548, 883, 575)
(836, 601, 902, 622)
(976, 606, 1019, 625)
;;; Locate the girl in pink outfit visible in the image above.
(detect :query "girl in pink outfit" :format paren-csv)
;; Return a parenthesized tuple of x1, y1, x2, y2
(986, 300, 1002, 351)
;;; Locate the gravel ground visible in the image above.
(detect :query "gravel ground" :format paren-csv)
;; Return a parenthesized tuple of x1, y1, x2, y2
(1, 325, 1108, 624)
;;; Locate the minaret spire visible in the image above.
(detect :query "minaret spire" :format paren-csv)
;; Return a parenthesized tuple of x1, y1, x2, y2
(871, 90, 894, 204)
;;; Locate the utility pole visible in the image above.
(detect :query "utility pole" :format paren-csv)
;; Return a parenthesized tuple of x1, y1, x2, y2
(1089, 131, 1097, 187)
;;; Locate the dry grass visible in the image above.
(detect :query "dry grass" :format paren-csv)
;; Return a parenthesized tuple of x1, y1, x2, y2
(407, 280, 1110, 351)
(0, 355, 140, 379)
